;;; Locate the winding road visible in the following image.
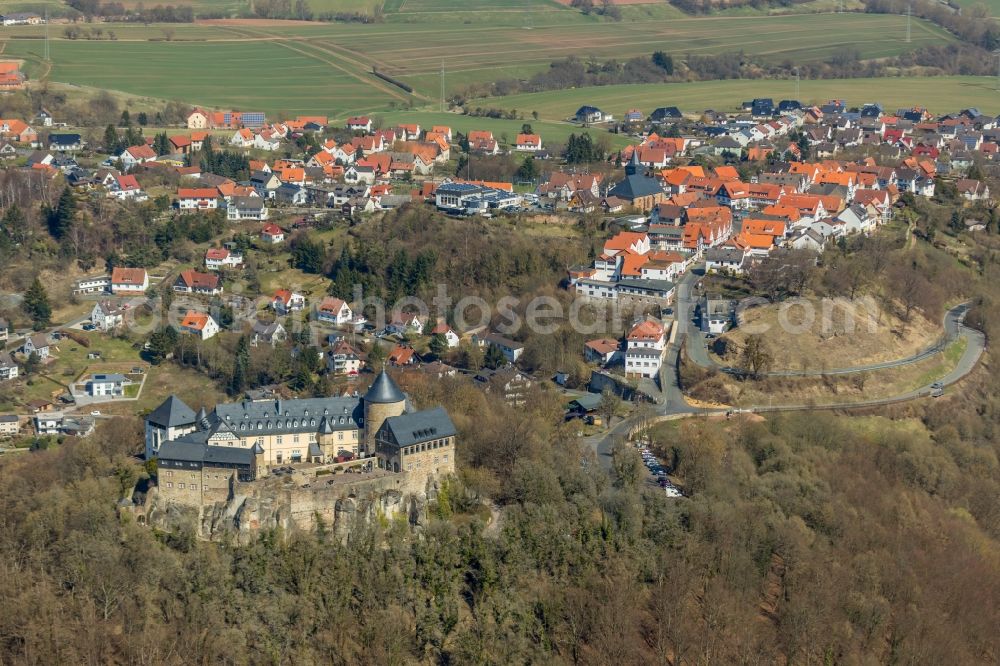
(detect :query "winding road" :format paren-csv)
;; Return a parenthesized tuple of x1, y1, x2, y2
(584, 269, 988, 470)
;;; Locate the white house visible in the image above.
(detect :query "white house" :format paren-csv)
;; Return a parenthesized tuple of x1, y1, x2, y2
(624, 318, 666, 378)
(86, 373, 128, 397)
(260, 223, 284, 244)
(346, 116, 373, 134)
(110, 267, 148, 295)
(0, 352, 19, 382)
(205, 247, 243, 271)
(74, 274, 111, 295)
(430, 322, 460, 348)
(22, 333, 50, 359)
(177, 188, 220, 211)
(119, 144, 157, 170)
(272, 289, 306, 315)
(515, 133, 542, 152)
(316, 297, 353, 325)
(227, 196, 268, 221)
(179, 311, 220, 340)
(91, 300, 126, 332)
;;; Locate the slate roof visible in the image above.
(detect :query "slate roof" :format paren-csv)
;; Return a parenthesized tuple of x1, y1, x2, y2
(147, 395, 197, 428)
(364, 369, 406, 404)
(381, 406, 456, 448)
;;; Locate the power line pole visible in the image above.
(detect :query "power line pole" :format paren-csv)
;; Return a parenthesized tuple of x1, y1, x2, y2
(44, 8, 49, 62)
(906, 3, 911, 43)
(440, 59, 445, 112)
(794, 66, 800, 100)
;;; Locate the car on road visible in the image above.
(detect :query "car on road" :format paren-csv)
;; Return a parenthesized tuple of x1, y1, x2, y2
(931, 388, 944, 398)
(931, 381, 943, 390)
(90, 410, 101, 416)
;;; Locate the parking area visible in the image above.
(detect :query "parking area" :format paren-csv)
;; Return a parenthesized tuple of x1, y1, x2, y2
(636, 441, 683, 498)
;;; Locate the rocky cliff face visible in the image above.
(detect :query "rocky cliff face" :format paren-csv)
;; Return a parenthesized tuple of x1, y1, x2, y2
(140, 474, 440, 543)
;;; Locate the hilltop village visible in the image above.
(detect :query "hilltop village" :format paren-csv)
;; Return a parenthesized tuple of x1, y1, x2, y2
(0, 92, 995, 519)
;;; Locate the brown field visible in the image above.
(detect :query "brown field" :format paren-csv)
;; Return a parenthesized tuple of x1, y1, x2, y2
(195, 18, 321, 26)
(713, 299, 940, 373)
(552, 0, 660, 4)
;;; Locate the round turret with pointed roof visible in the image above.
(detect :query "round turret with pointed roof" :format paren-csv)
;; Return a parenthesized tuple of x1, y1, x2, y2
(363, 369, 405, 404)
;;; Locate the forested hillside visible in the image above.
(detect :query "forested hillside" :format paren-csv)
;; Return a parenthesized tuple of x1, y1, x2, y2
(0, 347, 997, 663)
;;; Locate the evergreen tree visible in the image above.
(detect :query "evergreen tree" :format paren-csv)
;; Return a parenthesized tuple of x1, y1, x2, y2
(23, 351, 40, 375)
(291, 235, 326, 274)
(46, 187, 76, 240)
(485, 343, 506, 369)
(429, 333, 449, 357)
(21, 277, 51, 330)
(0, 204, 26, 247)
(103, 124, 120, 153)
(136, 111, 148, 126)
(652, 50, 674, 75)
(119, 110, 131, 127)
(516, 156, 538, 182)
(153, 132, 171, 156)
(146, 326, 178, 365)
(230, 335, 251, 395)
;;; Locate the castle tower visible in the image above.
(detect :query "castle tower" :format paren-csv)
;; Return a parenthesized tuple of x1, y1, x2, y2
(362, 369, 406, 457)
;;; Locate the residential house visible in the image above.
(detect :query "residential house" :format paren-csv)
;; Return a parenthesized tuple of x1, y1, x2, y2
(22, 333, 50, 359)
(430, 322, 460, 348)
(956, 178, 990, 201)
(249, 170, 282, 199)
(0, 352, 19, 381)
(108, 174, 147, 201)
(385, 312, 424, 336)
(272, 289, 306, 315)
(205, 247, 243, 271)
(179, 311, 220, 340)
(316, 297, 353, 325)
(86, 373, 128, 398)
(474, 367, 533, 406)
(701, 297, 734, 334)
(74, 274, 111, 295)
(624, 318, 666, 379)
(260, 223, 285, 244)
(346, 116, 373, 133)
(177, 187, 220, 211)
(584, 338, 620, 366)
(477, 332, 524, 363)
(49, 133, 83, 152)
(275, 183, 309, 206)
(119, 144, 157, 170)
(575, 106, 608, 123)
(251, 321, 287, 347)
(0, 317, 7, 343)
(326, 338, 362, 376)
(705, 246, 747, 275)
(227, 195, 268, 221)
(110, 267, 148, 295)
(515, 133, 542, 152)
(91, 300, 126, 332)
(388, 344, 417, 367)
(174, 269, 223, 296)
(0, 414, 18, 438)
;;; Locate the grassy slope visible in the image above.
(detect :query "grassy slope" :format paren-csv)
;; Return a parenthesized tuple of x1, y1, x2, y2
(478, 76, 1000, 118)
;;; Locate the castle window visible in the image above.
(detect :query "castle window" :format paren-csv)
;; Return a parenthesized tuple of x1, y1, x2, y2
(167, 482, 173, 488)
(179, 483, 185, 489)
(310, 419, 315, 427)
(292, 420, 298, 428)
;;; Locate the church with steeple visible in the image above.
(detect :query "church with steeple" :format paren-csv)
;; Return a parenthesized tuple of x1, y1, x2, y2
(146, 370, 457, 507)
(607, 150, 668, 212)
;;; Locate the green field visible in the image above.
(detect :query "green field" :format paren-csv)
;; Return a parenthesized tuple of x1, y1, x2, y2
(479, 76, 1000, 118)
(0, 7, 957, 118)
(375, 110, 635, 148)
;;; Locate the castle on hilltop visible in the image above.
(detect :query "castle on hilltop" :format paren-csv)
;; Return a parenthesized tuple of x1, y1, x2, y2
(144, 370, 456, 508)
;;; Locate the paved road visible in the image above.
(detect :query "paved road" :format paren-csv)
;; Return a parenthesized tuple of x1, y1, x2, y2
(584, 275, 988, 470)
(676, 269, 974, 378)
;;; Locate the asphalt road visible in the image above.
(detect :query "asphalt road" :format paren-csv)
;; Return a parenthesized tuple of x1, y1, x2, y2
(584, 276, 988, 471)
